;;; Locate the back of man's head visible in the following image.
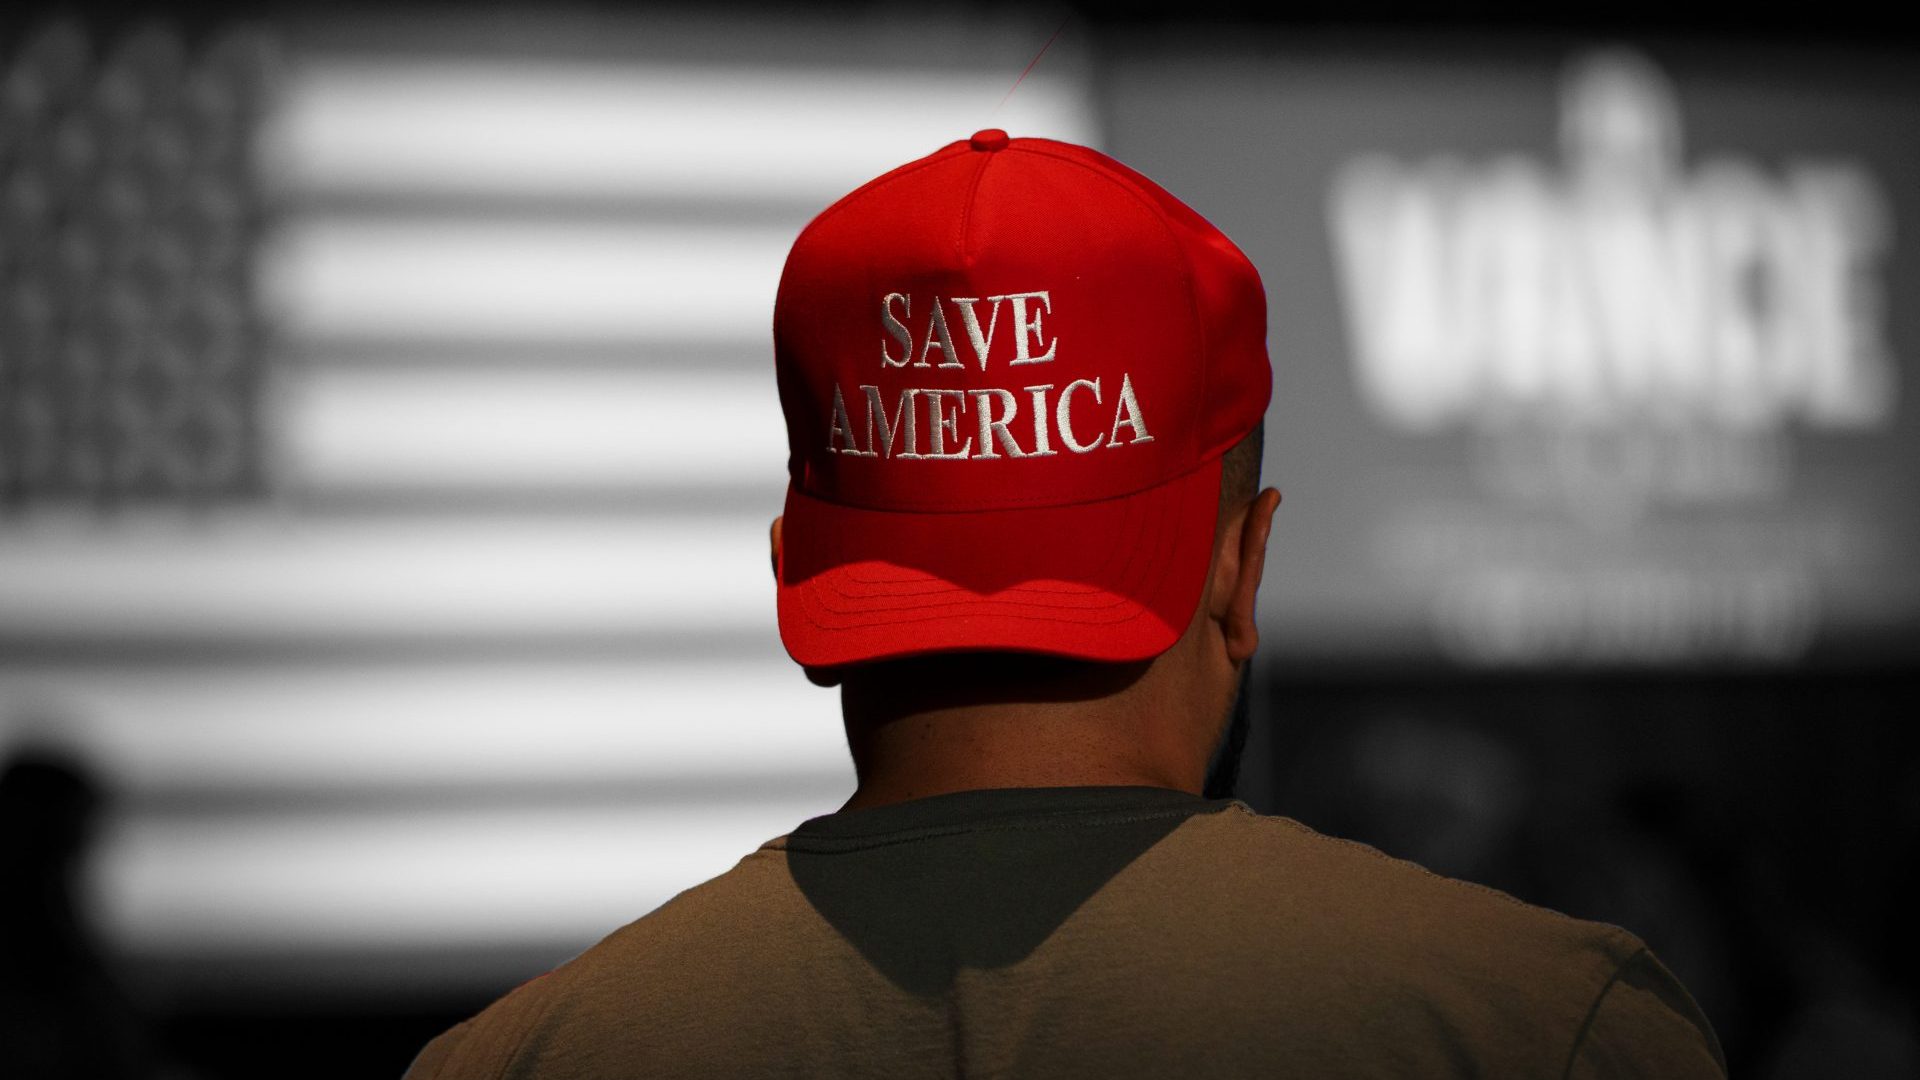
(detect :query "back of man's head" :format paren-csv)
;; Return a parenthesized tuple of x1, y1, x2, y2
(768, 131, 1277, 801)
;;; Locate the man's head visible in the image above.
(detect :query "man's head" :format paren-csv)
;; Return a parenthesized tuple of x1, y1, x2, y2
(767, 131, 1278, 801)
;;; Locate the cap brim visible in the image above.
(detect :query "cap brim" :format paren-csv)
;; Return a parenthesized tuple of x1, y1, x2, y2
(777, 457, 1222, 668)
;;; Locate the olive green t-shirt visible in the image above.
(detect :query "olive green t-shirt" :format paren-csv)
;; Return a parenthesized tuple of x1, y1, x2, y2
(407, 786, 1725, 1079)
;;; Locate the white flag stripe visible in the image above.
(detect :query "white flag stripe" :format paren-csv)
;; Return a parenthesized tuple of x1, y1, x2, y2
(278, 367, 788, 493)
(260, 220, 794, 342)
(1, 661, 848, 792)
(93, 800, 838, 950)
(0, 514, 771, 641)
(263, 62, 1097, 201)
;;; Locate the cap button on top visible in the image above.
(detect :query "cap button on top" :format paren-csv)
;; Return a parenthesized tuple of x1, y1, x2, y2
(969, 128, 1010, 152)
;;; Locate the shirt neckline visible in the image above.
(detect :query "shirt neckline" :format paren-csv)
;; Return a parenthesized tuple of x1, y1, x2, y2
(771, 785, 1236, 852)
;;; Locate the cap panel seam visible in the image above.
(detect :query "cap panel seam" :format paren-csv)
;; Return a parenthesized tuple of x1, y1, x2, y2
(956, 151, 992, 268)
(1007, 145, 1195, 284)
(778, 145, 967, 496)
(1002, 144, 1210, 463)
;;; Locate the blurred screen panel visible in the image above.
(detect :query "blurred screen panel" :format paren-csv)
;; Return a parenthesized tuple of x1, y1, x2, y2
(1110, 37, 1920, 669)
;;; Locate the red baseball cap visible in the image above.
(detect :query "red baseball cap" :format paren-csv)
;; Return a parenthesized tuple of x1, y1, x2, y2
(774, 129, 1270, 668)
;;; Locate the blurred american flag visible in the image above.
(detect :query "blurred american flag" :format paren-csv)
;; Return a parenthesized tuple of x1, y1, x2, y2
(0, 12, 1095, 991)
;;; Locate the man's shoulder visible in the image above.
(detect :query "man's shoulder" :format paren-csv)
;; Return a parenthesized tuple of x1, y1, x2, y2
(402, 848, 814, 1079)
(1176, 803, 1623, 932)
(573, 846, 818, 972)
(1080, 804, 1721, 1073)
(1135, 804, 1648, 997)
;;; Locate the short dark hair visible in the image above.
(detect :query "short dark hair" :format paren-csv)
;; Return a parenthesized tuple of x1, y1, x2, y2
(1219, 420, 1265, 520)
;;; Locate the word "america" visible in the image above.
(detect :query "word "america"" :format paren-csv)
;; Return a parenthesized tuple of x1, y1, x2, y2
(827, 377, 1153, 459)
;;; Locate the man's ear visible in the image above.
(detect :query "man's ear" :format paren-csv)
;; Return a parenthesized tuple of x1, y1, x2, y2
(1212, 488, 1281, 663)
(770, 515, 784, 581)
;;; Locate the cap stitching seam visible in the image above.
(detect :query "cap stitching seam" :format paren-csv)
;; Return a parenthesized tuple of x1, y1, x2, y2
(1011, 144, 1213, 458)
(956, 152, 992, 267)
(806, 468, 1152, 607)
(800, 601, 1152, 631)
(822, 480, 1155, 597)
(791, 471, 1196, 632)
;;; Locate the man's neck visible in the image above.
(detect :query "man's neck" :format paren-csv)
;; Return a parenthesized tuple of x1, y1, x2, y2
(835, 657, 1209, 812)
(829, 630, 1228, 807)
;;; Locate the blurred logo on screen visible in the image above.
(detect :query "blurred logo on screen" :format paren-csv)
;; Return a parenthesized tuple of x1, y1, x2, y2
(1323, 48, 1902, 665)
(1328, 48, 1896, 442)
